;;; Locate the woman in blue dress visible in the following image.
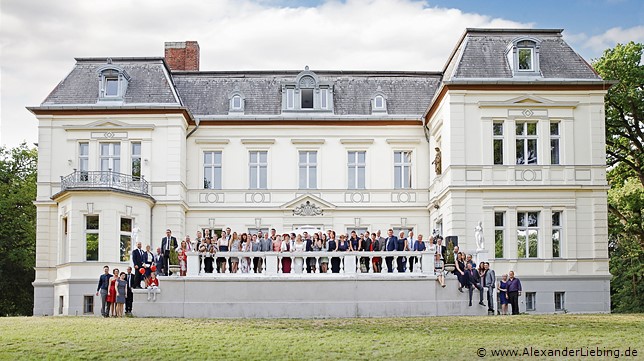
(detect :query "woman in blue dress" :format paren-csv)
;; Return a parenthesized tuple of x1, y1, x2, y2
(328, 231, 340, 273)
(497, 273, 509, 315)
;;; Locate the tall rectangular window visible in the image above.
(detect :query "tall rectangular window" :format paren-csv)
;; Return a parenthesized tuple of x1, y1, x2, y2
(85, 215, 99, 261)
(348, 151, 366, 189)
(83, 295, 94, 314)
(105, 78, 119, 96)
(298, 151, 317, 189)
(494, 212, 505, 258)
(516, 122, 537, 165)
(552, 211, 562, 258)
(203, 151, 222, 189)
(518, 48, 534, 71)
(249, 151, 267, 189)
(79, 142, 89, 181)
(320, 88, 328, 109)
(517, 211, 539, 258)
(301, 89, 314, 108)
(131, 142, 141, 179)
(394, 151, 412, 189)
(100, 143, 121, 173)
(526, 292, 536, 311)
(286, 89, 294, 109)
(120, 218, 132, 262)
(550, 122, 560, 165)
(493, 122, 504, 165)
(554, 292, 565, 311)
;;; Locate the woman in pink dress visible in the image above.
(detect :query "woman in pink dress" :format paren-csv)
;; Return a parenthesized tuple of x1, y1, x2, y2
(106, 268, 119, 317)
(178, 240, 188, 276)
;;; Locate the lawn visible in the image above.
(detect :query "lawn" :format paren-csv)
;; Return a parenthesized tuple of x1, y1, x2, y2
(0, 314, 642, 360)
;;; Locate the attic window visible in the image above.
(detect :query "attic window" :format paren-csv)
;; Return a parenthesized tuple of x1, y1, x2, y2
(97, 64, 130, 102)
(228, 90, 245, 113)
(371, 89, 387, 114)
(232, 95, 242, 109)
(281, 66, 333, 112)
(507, 37, 541, 77)
(374, 95, 385, 109)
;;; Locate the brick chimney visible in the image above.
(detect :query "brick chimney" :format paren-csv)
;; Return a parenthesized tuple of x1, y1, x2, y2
(164, 41, 200, 71)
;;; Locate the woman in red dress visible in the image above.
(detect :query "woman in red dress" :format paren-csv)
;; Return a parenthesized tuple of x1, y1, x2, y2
(106, 268, 119, 317)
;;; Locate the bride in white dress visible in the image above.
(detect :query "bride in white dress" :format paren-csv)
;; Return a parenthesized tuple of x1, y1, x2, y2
(293, 234, 305, 273)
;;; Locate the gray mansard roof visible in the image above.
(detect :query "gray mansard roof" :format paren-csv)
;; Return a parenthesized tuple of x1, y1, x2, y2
(173, 71, 441, 117)
(42, 58, 180, 106)
(35, 28, 606, 118)
(443, 28, 601, 82)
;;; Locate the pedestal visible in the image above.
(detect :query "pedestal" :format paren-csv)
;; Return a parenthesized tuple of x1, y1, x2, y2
(476, 249, 489, 265)
(187, 251, 199, 276)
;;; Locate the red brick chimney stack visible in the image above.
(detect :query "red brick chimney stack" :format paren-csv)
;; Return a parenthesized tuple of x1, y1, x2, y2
(164, 41, 200, 71)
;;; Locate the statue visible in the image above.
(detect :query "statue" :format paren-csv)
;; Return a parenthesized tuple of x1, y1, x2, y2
(131, 224, 140, 244)
(432, 147, 442, 175)
(475, 221, 485, 251)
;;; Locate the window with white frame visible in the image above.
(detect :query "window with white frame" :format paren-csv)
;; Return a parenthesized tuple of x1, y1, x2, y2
(348, 151, 366, 189)
(249, 151, 267, 189)
(517, 211, 539, 258)
(526, 292, 536, 311)
(100, 143, 121, 173)
(394, 151, 412, 189)
(204, 151, 222, 189)
(494, 212, 505, 258)
(282, 67, 333, 112)
(493, 122, 504, 165)
(518, 46, 534, 71)
(131, 142, 141, 179)
(120, 217, 132, 262)
(516, 122, 538, 165)
(507, 38, 541, 76)
(98, 66, 130, 100)
(286, 88, 295, 110)
(372, 93, 387, 113)
(320, 88, 329, 110)
(79, 142, 89, 180)
(554, 292, 565, 311)
(229, 91, 245, 113)
(298, 151, 317, 189)
(552, 211, 562, 258)
(550, 122, 560, 165)
(85, 215, 99, 261)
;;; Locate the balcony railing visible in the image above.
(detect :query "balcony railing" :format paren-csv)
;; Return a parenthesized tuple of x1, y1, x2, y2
(60, 170, 149, 195)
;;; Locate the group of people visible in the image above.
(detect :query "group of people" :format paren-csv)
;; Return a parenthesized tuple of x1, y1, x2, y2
(96, 264, 160, 317)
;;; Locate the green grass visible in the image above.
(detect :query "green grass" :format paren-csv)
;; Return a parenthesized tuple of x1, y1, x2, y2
(0, 314, 642, 360)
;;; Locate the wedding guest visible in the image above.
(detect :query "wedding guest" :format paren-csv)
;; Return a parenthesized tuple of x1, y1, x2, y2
(292, 234, 305, 273)
(95, 265, 112, 317)
(106, 268, 119, 317)
(465, 263, 484, 307)
(370, 233, 381, 273)
(115, 272, 127, 317)
(280, 234, 292, 273)
(142, 244, 155, 279)
(161, 229, 177, 276)
(204, 237, 216, 273)
(146, 272, 160, 301)
(132, 241, 144, 288)
(410, 234, 426, 272)
(334, 233, 349, 272)
(348, 231, 359, 252)
(155, 247, 165, 276)
(360, 231, 372, 273)
(454, 252, 466, 292)
(396, 231, 407, 272)
(230, 232, 240, 273)
(507, 271, 522, 315)
(177, 240, 188, 276)
(320, 233, 329, 273)
(328, 231, 341, 273)
(251, 234, 261, 273)
(433, 253, 446, 287)
(497, 273, 509, 315)
(217, 233, 228, 273)
(310, 233, 322, 273)
(125, 267, 135, 315)
(484, 262, 496, 314)
(240, 233, 251, 273)
(385, 229, 397, 273)
(466, 253, 476, 269)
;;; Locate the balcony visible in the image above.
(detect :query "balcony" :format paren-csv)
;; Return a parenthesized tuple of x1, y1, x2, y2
(59, 170, 150, 196)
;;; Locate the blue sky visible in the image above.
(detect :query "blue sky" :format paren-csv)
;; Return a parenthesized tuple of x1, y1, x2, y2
(1, 0, 642, 146)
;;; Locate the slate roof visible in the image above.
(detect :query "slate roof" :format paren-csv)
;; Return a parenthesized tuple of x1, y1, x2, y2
(173, 72, 441, 116)
(444, 29, 601, 81)
(42, 58, 179, 105)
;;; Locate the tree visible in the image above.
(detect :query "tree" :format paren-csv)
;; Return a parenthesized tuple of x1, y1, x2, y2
(593, 42, 644, 312)
(0, 143, 37, 316)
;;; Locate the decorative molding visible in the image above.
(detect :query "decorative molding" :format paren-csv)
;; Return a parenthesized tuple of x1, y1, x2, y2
(241, 139, 275, 145)
(340, 139, 374, 145)
(292, 201, 324, 216)
(91, 131, 128, 139)
(386, 138, 421, 144)
(194, 138, 230, 144)
(291, 139, 325, 145)
(199, 192, 225, 203)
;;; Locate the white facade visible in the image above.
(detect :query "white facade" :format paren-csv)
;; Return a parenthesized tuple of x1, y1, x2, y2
(30, 29, 611, 316)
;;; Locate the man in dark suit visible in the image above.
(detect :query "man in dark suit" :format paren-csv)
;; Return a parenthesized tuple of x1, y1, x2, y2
(125, 266, 135, 315)
(304, 232, 313, 273)
(436, 237, 447, 260)
(385, 229, 398, 273)
(465, 263, 484, 307)
(132, 241, 144, 288)
(484, 262, 496, 314)
(161, 229, 178, 276)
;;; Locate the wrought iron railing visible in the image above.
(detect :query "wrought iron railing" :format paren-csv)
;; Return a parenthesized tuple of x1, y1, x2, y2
(60, 170, 149, 195)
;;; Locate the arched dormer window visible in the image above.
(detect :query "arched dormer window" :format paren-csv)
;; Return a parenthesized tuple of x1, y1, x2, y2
(371, 88, 388, 114)
(506, 37, 542, 77)
(228, 90, 245, 114)
(281, 66, 333, 112)
(97, 61, 130, 102)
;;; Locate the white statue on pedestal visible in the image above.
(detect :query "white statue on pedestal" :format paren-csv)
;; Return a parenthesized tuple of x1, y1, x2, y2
(131, 224, 141, 244)
(475, 221, 485, 251)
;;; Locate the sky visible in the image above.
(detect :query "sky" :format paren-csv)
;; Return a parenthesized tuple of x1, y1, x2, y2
(1, 0, 643, 147)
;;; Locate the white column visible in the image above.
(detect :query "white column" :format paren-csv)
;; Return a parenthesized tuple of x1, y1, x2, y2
(187, 251, 199, 276)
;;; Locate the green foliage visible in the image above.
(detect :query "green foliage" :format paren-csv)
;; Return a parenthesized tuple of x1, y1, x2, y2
(0, 143, 37, 316)
(169, 248, 178, 265)
(445, 240, 455, 264)
(594, 43, 644, 313)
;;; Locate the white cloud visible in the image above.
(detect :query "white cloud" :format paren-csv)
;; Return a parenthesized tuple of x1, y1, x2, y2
(567, 25, 644, 60)
(0, 0, 526, 147)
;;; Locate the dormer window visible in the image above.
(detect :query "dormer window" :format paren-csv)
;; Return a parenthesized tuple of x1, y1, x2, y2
(229, 90, 245, 113)
(507, 37, 541, 77)
(281, 66, 333, 112)
(371, 88, 388, 114)
(97, 63, 130, 102)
